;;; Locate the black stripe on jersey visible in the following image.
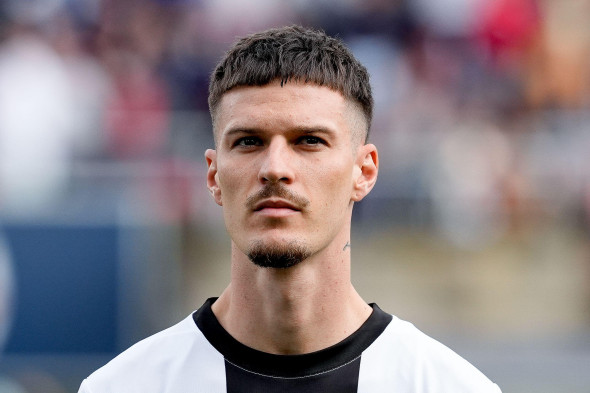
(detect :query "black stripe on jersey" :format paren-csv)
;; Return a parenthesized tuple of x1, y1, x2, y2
(224, 355, 361, 393)
(193, 298, 392, 379)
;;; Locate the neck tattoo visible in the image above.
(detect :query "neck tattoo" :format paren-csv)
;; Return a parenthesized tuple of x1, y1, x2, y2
(343, 241, 351, 251)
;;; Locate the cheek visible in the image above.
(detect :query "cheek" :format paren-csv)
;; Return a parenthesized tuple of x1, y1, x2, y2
(218, 162, 250, 199)
(217, 168, 246, 232)
(216, 176, 241, 218)
(311, 162, 354, 207)
(305, 165, 353, 239)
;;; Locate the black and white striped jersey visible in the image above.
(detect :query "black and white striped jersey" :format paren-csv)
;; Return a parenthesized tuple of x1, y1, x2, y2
(79, 298, 501, 392)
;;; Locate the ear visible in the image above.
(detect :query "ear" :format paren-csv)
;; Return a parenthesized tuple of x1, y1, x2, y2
(205, 149, 223, 206)
(351, 144, 378, 202)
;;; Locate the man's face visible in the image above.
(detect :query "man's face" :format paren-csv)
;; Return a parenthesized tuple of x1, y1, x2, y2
(206, 80, 377, 268)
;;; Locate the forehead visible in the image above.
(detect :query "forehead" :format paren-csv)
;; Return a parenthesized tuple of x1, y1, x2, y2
(214, 81, 352, 139)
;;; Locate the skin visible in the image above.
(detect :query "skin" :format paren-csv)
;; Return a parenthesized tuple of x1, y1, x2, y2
(205, 79, 379, 355)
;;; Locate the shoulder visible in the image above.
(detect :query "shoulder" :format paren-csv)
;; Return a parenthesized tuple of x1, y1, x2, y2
(80, 313, 223, 393)
(361, 314, 501, 392)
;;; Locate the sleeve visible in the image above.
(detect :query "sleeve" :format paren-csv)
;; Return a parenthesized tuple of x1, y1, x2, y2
(78, 379, 94, 393)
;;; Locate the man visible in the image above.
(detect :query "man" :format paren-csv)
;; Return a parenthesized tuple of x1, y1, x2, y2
(79, 25, 501, 392)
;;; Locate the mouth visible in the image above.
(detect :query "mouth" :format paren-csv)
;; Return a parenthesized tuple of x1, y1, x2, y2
(253, 199, 301, 212)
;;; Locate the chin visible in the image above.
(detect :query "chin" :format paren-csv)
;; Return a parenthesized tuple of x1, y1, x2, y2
(246, 239, 311, 269)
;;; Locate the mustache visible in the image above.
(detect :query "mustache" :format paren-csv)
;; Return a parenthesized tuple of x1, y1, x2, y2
(246, 183, 310, 211)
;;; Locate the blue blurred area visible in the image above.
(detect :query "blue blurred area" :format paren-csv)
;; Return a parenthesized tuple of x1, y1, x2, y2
(3, 224, 118, 354)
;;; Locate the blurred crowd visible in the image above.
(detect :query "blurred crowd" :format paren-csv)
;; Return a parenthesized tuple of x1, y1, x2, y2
(1, 0, 589, 247)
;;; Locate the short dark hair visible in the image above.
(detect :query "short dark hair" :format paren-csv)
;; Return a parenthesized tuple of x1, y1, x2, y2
(208, 25, 373, 141)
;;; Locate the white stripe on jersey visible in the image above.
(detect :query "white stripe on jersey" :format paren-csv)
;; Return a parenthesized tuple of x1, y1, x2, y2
(79, 315, 227, 393)
(358, 315, 501, 393)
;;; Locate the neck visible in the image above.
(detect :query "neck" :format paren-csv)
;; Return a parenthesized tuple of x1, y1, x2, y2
(211, 241, 372, 355)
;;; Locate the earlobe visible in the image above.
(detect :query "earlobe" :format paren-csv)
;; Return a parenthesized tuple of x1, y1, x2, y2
(352, 144, 378, 202)
(205, 149, 223, 206)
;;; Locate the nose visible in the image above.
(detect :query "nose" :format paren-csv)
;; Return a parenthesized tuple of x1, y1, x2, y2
(258, 139, 294, 184)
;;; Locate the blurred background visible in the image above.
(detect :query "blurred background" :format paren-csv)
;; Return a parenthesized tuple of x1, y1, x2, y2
(0, 0, 589, 392)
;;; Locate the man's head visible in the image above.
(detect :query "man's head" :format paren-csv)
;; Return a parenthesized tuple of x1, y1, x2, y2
(208, 25, 373, 144)
(205, 26, 378, 270)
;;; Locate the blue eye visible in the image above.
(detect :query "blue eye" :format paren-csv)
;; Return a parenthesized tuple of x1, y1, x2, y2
(235, 137, 262, 147)
(299, 136, 324, 145)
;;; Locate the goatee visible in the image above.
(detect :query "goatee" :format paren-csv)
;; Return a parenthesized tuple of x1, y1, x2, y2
(247, 240, 311, 269)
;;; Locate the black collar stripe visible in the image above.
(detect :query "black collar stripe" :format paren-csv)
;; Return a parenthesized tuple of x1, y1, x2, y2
(193, 297, 392, 378)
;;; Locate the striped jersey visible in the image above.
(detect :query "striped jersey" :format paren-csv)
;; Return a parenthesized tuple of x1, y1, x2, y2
(79, 298, 501, 392)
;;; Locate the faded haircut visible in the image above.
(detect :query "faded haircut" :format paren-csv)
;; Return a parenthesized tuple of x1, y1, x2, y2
(208, 25, 373, 142)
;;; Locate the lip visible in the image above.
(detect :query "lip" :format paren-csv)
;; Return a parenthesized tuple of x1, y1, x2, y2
(253, 199, 301, 213)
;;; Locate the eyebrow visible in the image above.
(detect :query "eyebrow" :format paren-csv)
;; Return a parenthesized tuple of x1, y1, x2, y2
(294, 126, 337, 136)
(222, 125, 337, 139)
(222, 127, 261, 138)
